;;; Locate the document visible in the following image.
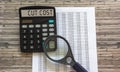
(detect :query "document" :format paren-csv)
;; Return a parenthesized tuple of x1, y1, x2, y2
(32, 7, 98, 72)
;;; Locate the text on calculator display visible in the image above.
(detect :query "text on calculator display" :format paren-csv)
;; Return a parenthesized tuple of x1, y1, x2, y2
(21, 9, 54, 17)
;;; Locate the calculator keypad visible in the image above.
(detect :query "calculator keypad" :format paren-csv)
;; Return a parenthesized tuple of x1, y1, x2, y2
(20, 23, 56, 52)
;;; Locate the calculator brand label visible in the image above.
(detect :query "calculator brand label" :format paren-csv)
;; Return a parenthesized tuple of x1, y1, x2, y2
(21, 9, 54, 17)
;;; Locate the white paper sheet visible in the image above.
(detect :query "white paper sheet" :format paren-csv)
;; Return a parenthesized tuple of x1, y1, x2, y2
(32, 7, 98, 72)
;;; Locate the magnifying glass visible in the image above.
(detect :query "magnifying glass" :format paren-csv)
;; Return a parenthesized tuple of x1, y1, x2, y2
(43, 35, 88, 72)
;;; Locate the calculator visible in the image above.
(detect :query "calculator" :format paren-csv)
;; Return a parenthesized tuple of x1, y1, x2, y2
(19, 6, 57, 52)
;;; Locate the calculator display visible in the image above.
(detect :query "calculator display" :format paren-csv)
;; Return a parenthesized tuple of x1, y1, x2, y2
(21, 9, 54, 17)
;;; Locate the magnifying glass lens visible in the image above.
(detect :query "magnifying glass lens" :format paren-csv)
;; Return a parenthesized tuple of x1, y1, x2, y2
(44, 37, 68, 60)
(44, 36, 88, 72)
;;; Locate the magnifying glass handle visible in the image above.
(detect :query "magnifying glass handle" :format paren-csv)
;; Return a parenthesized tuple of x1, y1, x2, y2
(72, 62, 88, 72)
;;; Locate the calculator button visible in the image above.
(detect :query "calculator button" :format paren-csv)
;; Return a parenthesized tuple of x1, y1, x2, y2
(23, 30, 27, 33)
(49, 24, 54, 27)
(22, 25, 27, 28)
(23, 35, 27, 38)
(23, 41, 27, 44)
(42, 33, 48, 36)
(22, 30, 27, 33)
(30, 30, 33, 33)
(37, 40, 40, 44)
(37, 35, 40, 38)
(36, 24, 41, 28)
(49, 41, 55, 49)
(49, 20, 54, 23)
(23, 46, 27, 49)
(36, 29, 40, 33)
(30, 45, 34, 49)
(42, 24, 47, 27)
(30, 35, 33, 38)
(49, 28, 54, 31)
(43, 37, 47, 40)
(42, 29, 47, 32)
(49, 33, 54, 35)
(29, 25, 34, 28)
(30, 40, 33, 44)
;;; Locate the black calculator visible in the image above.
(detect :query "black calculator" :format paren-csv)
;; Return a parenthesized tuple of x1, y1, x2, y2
(19, 6, 57, 52)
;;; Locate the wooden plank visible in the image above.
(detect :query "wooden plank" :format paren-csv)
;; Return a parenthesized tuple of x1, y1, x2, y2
(0, 69, 32, 72)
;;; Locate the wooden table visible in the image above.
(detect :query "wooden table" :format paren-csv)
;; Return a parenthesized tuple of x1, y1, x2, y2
(0, 0, 120, 72)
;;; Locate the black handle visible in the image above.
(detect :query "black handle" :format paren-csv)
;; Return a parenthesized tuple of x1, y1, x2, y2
(72, 62, 88, 72)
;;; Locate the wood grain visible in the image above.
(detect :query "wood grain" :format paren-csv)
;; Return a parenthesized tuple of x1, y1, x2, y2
(0, 0, 120, 72)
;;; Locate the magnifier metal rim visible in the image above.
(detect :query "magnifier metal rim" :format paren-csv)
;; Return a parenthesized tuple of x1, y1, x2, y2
(43, 35, 72, 62)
